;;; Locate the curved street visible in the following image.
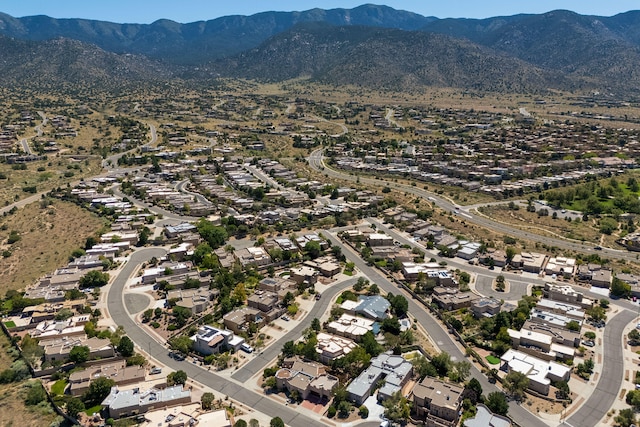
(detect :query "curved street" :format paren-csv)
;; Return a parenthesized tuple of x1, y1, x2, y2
(108, 249, 358, 427)
(308, 149, 636, 262)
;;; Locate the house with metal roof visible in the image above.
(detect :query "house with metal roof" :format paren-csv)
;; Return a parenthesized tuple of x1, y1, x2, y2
(354, 295, 390, 321)
(346, 352, 412, 405)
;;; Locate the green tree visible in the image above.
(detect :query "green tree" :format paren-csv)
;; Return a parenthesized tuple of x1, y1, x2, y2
(85, 376, 115, 405)
(168, 335, 194, 355)
(304, 240, 322, 259)
(485, 391, 509, 416)
(167, 370, 187, 386)
(566, 320, 580, 332)
(388, 294, 409, 317)
(383, 391, 411, 423)
(117, 336, 134, 357)
(465, 378, 483, 403)
(360, 331, 382, 357)
(311, 317, 321, 332)
(354, 277, 369, 292)
(69, 345, 90, 364)
(431, 352, 453, 377)
(24, 381, 47, 406)
(201, 392, 215, 410)
(79, 270, 110, 288)
(142, 308, 154, 322)
(412, 355, 437, 379)
(586, 305, 607, 322)
(270, 417, 285, 427)
(611, 277, 631, 298)
(235, 420, 248, 427)
(629, 329, 640, 345)
(503, 371, 529, 401)
(65, 397, 85, 418)
(196, 219, 228, 249)
(615, 408, 637, 427)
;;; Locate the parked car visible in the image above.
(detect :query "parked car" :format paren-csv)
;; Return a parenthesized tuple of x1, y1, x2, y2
(582, 341, 595, 347)
(150, 367, 162, 374)
(241, 343, 254, 353)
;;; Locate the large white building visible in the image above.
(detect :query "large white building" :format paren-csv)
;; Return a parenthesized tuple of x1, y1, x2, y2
(500, 349, 571, 395)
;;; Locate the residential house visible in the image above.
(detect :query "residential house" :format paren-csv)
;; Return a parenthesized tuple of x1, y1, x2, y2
(42, 336, 114, 363)
(411, 376, 464, 427)
(500, 349, 571, 395)
(347, 295, 389, 321)
(326, 314, 376, 341)
(346, 352, 413, 405)
(69, 361, 145, 396)
(190, 325, 244, 355)
(222, 307, 264, 335)
(102, 385, 192, 419)
(432, 288, 479, 311)
(470, 298, 501, 318)
(275, 358, 338, 401)
(464, 404, 512, 427)
(290, 266, 319, 286)
(316, 332, 357, 364)
(511, 252, 547, 273)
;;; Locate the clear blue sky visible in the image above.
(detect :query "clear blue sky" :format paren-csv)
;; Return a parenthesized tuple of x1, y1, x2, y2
(1, 1, 638, 24)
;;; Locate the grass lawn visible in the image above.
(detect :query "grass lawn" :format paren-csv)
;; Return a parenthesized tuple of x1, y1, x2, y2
(486, 355, 501, 365)
(51, 379, 67, 396)
(3, 320, 16, 328)
(84, 404, 103, 415)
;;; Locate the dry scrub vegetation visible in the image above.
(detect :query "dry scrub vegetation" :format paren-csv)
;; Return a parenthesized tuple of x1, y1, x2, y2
(0, 199, 107, 294)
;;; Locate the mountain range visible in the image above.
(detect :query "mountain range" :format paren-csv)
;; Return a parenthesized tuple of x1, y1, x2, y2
(1, 4, 640, 95)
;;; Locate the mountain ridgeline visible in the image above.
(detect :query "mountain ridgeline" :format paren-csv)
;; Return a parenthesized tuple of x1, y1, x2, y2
(2, 4, 640, 95)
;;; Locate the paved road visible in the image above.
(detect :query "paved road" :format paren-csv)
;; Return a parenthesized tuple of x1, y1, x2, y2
(107, 248, 332, 427)
(309, 149, 636, 263)
(232, 278, 357, 382)
(360, 219, 640, 427)
(322, 233, 550, 427)
(103, 123, 157, 169)
(566, 309, 635, 427)
(175, 179, 213, 206)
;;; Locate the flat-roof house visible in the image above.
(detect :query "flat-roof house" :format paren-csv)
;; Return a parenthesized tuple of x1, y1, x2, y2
(102, 385, 191, 419)
(326, 314, 376, 341)
(316, 332, 357, 364)
(69, 361, 145, 396)
(471, 298, 501, 318)
(500, 349, 571, 395)
(411, 376, 464, 427)
(511, 252, 546, 273)
(290, 266, 318, 285)
(190, 325, 244, 355)
(432, 288, 479, 311)
(275, 358, 338, 401)
(368, 233, 395, 247)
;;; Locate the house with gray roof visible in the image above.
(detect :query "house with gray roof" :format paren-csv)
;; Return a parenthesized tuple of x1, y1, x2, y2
(354, 295, 390, 321)
(346, 352, 412, 405)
